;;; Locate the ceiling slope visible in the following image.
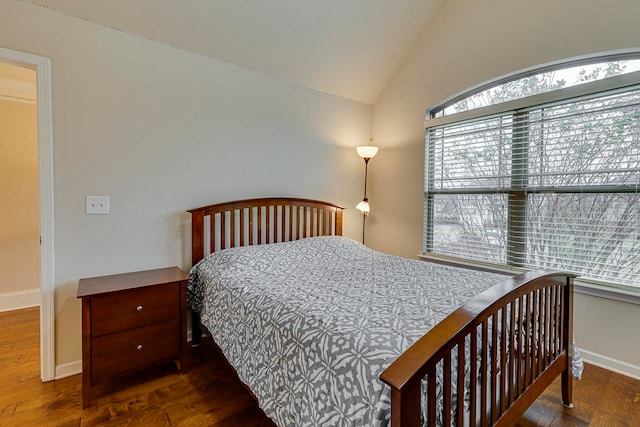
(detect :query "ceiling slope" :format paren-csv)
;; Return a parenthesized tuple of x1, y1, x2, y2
(24, 0, 443, 104)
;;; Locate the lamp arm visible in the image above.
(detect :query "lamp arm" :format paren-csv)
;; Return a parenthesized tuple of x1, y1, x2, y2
(362, 212, 366, 244)
(363, 157, 370, 198)
(362, 157, 371, 245)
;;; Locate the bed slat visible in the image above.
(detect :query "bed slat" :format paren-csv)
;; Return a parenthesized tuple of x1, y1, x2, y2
(508, 301, 516, 406)
(191, 211, 204, 267)
(427, 366, 437, 427)
(500, 307, 507, 414)
(470, 330, 478, 426)
(490, 314, 498, 424)
(456, 342, 465, 427)
(444, 355, 452, 426)
(481, 321, 488, 427)
(303, 207, 307, 238)
(524, 293, 531, 388)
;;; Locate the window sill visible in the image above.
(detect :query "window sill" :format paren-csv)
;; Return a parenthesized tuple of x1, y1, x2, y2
(417, 253, 640, 306)
(572, 280, 640, 306)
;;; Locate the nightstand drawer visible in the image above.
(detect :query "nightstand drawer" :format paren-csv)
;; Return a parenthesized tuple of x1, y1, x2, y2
(92, 318, 180, 384)
(91, 282, 180, 337)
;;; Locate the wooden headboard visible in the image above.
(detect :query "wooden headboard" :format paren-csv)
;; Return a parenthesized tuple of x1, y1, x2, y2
(188, 197, 344, 266)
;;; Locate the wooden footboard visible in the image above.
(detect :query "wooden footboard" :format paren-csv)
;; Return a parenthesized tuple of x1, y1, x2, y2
(380, 270, 576, 427)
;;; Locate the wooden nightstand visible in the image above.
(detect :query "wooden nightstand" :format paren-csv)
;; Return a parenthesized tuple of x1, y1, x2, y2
(77, 267, 189, 408)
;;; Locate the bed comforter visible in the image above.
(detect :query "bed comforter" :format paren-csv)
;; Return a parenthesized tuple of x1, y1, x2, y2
(187, 236, 581, 426)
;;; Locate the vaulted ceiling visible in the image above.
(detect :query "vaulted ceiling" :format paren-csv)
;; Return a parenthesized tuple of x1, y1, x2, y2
(24, 0, 443, 104)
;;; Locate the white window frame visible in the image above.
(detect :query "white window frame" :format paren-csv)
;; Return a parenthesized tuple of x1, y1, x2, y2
(423, 56, 640, 304)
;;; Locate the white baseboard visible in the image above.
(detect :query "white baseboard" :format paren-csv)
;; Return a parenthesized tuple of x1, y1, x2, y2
(578, 347, 640, 380)
(0, 288, 40, 312)
(55, 360, 82, 380)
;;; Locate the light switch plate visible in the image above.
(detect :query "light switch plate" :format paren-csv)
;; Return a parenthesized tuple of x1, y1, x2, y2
(86, 196, 110, 215)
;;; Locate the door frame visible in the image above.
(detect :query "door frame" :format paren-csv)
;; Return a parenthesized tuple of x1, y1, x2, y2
(0, 46, 55, 381)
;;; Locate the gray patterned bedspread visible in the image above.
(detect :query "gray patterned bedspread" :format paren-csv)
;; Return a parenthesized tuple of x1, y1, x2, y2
(187, 236, 575, 426)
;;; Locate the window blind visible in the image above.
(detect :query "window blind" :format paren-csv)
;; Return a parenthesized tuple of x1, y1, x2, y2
(425, 84, 640, 288)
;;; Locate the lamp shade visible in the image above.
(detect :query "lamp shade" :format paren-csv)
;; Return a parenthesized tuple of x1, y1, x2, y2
(356, 146, 379, 159)
(356, 199, 370, 214)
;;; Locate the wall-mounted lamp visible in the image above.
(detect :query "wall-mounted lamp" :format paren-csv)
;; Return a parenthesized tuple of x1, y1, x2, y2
(356, 145, 378, 244)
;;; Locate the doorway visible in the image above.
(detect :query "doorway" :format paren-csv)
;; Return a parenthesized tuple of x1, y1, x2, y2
(0, 47, 54, 381)
(0, 62, 39, 310)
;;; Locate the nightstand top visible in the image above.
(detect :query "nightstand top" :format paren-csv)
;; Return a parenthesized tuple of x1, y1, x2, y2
(77, 266, 189, 298)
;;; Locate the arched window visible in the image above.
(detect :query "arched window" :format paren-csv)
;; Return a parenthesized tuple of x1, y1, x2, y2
(423, 53, 640, 290)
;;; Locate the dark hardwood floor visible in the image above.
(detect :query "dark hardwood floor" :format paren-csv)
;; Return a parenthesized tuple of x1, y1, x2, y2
(0, 307, 638, 426)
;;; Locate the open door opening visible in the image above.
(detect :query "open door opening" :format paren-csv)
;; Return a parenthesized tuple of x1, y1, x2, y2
(0, 47, 54, 381)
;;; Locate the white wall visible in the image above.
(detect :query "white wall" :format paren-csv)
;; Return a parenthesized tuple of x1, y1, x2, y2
(371, 0, 640, 376)
(0, 0, 372, 367)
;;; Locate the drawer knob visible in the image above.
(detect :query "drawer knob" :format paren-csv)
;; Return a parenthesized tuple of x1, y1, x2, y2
(137, 344, 143, 350)
(136, 305, 143, 311)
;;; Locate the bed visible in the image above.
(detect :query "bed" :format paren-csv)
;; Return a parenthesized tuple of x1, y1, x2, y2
(187, 197, 580, 426)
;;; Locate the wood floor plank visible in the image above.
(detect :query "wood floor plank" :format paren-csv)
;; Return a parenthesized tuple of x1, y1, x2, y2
(550, 411, 590, 427)
(562, 364, 612, 425)
(590, 370, 640, 427)
(0, 306, 38, 328)
(516, 393, 561, 426)
(0, 307, 637, 426)
(630, 382, 640, 427)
